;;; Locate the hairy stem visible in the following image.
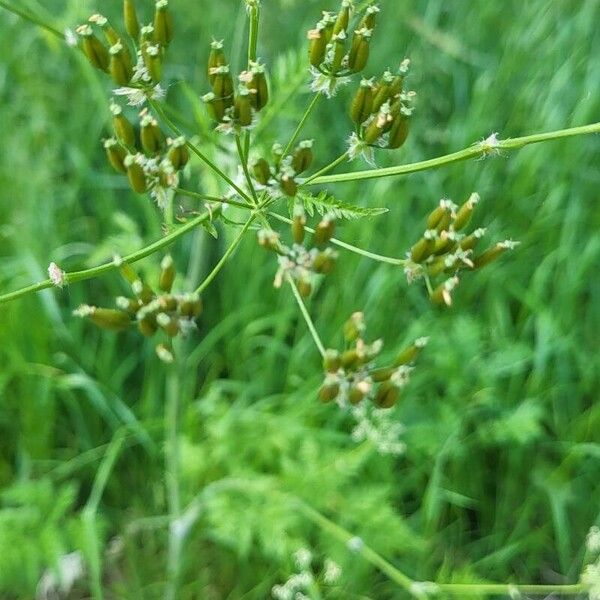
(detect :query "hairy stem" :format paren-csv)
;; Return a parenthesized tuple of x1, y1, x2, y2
(282, 92, 321, 159)
(287, 276, 326, 356)
(195, 215, 256, 294)
(0, 207, 222, 306)
(269, 212, 407, 266)
(308, 122, 600, 185)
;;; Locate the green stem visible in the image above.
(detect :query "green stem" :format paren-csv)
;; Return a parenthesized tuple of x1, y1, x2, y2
(236, 135, 259, 205)
(308, 122, 600, 185)
(0, 0, 63, 39)
(287, 276, 326, 357)
(195, 215, 256, 294)
(165, 361, 182, 600)
(247, 2, 260, 66)
(282, 93, 321, 159)
(149, 100, 252, 203)
(0, 206, 222, 306)
(175, 187, 252, 210)
(269, 212, 407, 266)
(301, 152, 349, 186)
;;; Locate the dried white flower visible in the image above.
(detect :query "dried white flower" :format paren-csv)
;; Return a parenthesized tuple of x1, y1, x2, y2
(48, 262, 66, 287)
(588, 526, 600, 554)
(36, 551, 85, 600)
(64, 28, 77, 47)
(323, 559, 342, 584)
(347, 536, 364, 552)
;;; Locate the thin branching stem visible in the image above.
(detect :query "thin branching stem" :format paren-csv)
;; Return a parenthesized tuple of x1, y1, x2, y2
(282, 92, 321, 159)
(308, 122, 600, 185)
(301, 151, 349, 186)
(236, 135, 259, 205)
(287, 275, 326, 356)
(269, 212, 407, 265)
(0, 207, 222, 305)
(195, 215, 256, 294)
(175, 188, 252, 210)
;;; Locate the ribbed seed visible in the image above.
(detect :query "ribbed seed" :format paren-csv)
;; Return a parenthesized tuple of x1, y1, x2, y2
(123, 0, 140, 39)
(350, 78, 374, 125)
(154, 0, 174, 46)
(104, 138, 127, 173)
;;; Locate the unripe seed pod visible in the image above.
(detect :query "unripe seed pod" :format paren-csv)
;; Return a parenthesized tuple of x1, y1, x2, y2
(211, 65, 234, 106)
(410, 229, 437, 263)
(88, 14, 120, 46)
(154, 0, 174, 46)
(314, 216, 335, 246)
(432, 230, 457, 256)
(109, 41, 134, 86)
(363, 110, 386, 144)
(427, 199, 456, 231)
(341, 349, 359, 369)
(235, 87, 254, 127)
(77, 25, 110, 72)
(144, 44, 163, 83)
(131, 278, 154, 304)
(330, 31, 347, 74)
(248, 61, 269, 111)
(319, 379, 340, 403)
(271, 143, 284, 163)
(140, 110, 164, 155)
(459, 227, 486, 251)
(140, 24, 155, 45)
(104, 138, 127, 173)
(251, 157, 271, 185)
(348, 27, 371, 73)
(360, 4, 380, 30)
(292, 140, 314, 174)
(313, 249, 337, 274)
(179, 293, 202, 318)
(387, 113, 410, 149)
(374, 381, 399, 408)
(202, 92, 225, 123)
(138, 313, 158, 337)
(349, 381, 369, 405)
(111, 103, 136, 148)
(292, 212, 306, 245)
(257, 229, 281, 252)
(333, 0, 352, 35)
(344, 311, 364, 343)
(394, 337, 428, 367)
(158, 295, 178, 312)
(350, 79, 374, 125)
(280, 173, 298, 197)
(297, 278, 312, 298)
(372, 70, 394, 112)
(323, 349, 341, 373)
(91, 307, 131, 331)
(208, 40, 226, 85)
(124, 0, 140, 40)
(159, 255, 176, 292)
(431, 276, 459, 306)
(426, 256, 448, 277)
(474, 240, 519, 269)
(308, 26, 327, 67)
(167, 136, 190, 170)
(156, 312, 179, 337)
(454, 193, 479, 231)
(320, 12, 336, 43)
(124, 154, 147, 193)
(370, 367, 394, 383)
(389, 58, 411, 97)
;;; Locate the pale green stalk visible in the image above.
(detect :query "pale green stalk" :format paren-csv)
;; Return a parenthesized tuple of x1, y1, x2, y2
(301, 152, 349, 186)
(308, 122, 600, 185)
(175, 188, 252, 211)
(195, 215, 256, 294)
(0, 206, 222, 305)
(287, 276, 326, 356)
(281, 93, 321, 159)
(236, 135, 259, 205)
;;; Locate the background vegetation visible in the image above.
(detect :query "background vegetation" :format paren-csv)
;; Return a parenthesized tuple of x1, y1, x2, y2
(0, 0, 599, 598)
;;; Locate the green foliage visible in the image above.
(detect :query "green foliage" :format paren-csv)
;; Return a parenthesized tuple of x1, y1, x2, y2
(295, 190, 388, 220)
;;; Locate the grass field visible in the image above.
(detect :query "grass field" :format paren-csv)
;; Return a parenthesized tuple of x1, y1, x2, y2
(0, 0, 599, 598)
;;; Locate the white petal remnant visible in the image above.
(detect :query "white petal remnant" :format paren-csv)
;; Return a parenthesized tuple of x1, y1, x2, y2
(113, 84, 165, 107)
(48, 262, 66, 287)
(37, 551, 85, 600)
(588, 526, 600, 554)
(64, 28, 78, 47)
(476, 131, 502, 157)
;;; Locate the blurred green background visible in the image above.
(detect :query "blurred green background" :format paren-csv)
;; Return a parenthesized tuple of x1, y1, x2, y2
(1, 0, 599, 598)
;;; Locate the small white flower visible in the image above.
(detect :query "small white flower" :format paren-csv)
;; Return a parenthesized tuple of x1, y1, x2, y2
(347, 536, 364, 552)
(309, 66, 351, 98)
(37, 551, 85, 600)
(323, 559, 342, 584)
(64, 28, 77, 47)
(588, 526, 600, 554)
(476, 131, 502, 157)
(113, 84, 165, 107)
(347, 132, 375, 165)
(48, 262, 66, 287)
(582, 560, 600, 600)
(293, 548, 312, 570)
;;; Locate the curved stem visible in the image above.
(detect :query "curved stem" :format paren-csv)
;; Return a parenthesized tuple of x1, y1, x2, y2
(269, 212, 407, 266)
(195, 214, 256, 294)
(0, 206, 222, 306)
(0, 0, 63, 39)
(435, 582, 586, 597)
(149, 100, 252, 203)
(301, 152, 349, 186)
(308, 122, 600, 185)
(287, 276, 326, 357)
(282, 93, 321, 159)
